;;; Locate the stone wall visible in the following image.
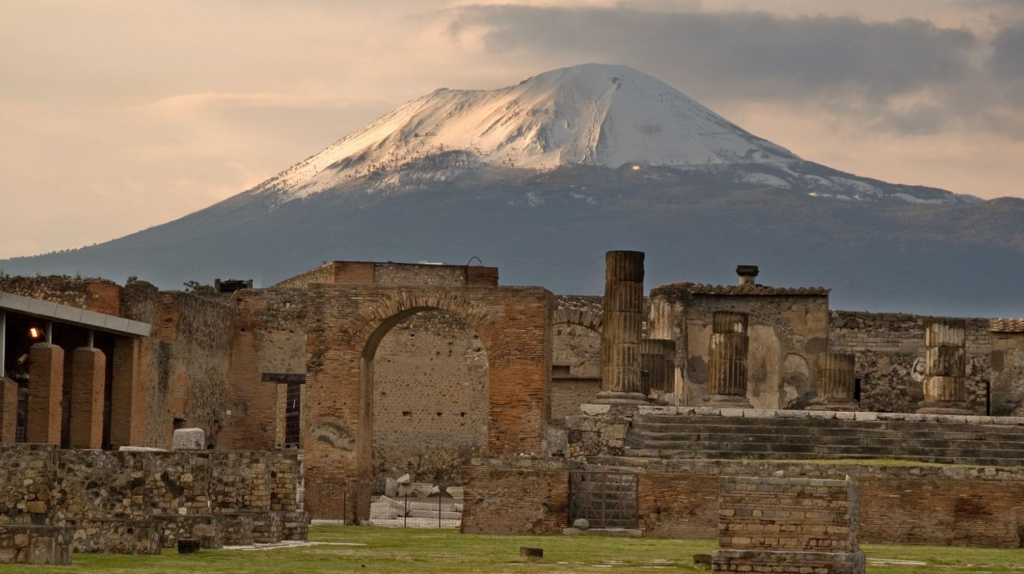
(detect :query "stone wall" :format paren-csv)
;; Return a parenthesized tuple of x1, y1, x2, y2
(830, 311, 994, 414)
(372, 310, 488, 490)
(460, 457, 569, 535)
(0, 444, 305, 553)
(463, 456, 1024, 547)
(222, 288, 307, 451)
(0, 276, 121, 315)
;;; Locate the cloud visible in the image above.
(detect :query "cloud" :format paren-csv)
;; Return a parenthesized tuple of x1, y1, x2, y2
(445, 4, 1024, 138)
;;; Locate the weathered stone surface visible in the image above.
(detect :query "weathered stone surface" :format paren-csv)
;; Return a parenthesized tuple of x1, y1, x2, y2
(0, 525, 72, 565)
(172, 428, 205, 451)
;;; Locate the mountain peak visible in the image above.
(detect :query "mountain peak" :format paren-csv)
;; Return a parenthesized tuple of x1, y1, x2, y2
(254, 64, 800, 200)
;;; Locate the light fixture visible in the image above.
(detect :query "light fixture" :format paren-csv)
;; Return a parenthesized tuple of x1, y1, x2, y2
(29, 327, 40, 339)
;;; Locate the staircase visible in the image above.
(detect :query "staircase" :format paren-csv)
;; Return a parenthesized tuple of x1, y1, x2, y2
(622, 414, 1024, 467)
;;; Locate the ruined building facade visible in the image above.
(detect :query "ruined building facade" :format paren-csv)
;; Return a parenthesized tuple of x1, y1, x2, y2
(4, 257, 1024, 531)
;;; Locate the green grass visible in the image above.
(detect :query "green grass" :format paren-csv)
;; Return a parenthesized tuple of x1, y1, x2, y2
(3, 526, 1023, 573)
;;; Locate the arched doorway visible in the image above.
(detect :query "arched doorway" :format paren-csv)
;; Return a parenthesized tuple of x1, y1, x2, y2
(370, 310, 489, 493)
(302, 286, 551, 521)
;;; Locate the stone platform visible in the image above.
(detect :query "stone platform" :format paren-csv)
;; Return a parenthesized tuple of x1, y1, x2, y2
(570, 405, 1024, 467)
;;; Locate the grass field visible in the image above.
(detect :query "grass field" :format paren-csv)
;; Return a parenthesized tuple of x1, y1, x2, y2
(3, 526, 1023, 573)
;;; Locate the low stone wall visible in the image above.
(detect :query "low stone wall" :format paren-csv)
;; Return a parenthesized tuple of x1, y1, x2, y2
(0, 445, 306, 555)
(463, 457, 1024, 547)
(0, 525, 72, 565)
(460, 458, 569, 535)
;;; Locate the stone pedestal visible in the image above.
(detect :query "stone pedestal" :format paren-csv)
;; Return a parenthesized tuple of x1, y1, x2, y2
(713, 477, 864, 574)
(808, 353, 858, 411)
(70, 347, 106, 449)
(918, 319, 970, 414)
(596, 251, 649, 405)
(27, 343, 64, 445)
(705, 312, 751, 408)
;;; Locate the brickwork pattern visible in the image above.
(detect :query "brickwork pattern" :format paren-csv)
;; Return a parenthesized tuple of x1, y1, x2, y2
(303, 284, 551, 520)
(372, 310, 488, 489)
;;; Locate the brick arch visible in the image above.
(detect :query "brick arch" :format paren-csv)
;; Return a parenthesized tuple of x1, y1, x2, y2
(553, 308, 603, 334)
(301, 285, 552, 521)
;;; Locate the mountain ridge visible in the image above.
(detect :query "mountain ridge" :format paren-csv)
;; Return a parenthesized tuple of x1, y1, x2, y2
(1, 64, 1019, 317)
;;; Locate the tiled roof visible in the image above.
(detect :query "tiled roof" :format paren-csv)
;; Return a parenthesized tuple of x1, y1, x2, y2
(991, 319, 1024, 333)
(661, 282, 830, 296)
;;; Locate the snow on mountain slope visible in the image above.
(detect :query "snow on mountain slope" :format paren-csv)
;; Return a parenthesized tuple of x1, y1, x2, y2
(248, 63, 977, 206)
(253, 64, 799, 200)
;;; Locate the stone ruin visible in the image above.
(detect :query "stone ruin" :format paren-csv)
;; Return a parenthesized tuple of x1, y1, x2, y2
(0, 444, 308, 564)
(713, 476, 865, 574)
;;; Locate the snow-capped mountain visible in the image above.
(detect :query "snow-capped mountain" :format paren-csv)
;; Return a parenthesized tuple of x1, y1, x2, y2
(250, 64, 974, 205)
(3, 64, 1021, 316)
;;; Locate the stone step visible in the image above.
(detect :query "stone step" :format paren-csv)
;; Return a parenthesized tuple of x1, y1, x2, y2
(622, 429, 1024, 448)
(621, 447, 1024, 466)
(633, 415, 1024, 433)
(406, 501, 461, 513)
(626, 415, 1024, 433)
(626, 438, 1024, 456)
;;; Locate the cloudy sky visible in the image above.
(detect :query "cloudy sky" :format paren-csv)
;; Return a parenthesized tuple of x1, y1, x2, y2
(2, 0, 1023, 259)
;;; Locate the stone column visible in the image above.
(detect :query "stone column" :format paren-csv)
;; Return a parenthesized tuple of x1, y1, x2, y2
(111, 336, 146, 448)
(70, 347, 106, 449)
(706, 312, 752, 408)
(641, 339, 675, 403)
(0, 377, 17, 443)
(596, 250, 649, 404)
(808, 352, 858, 411)
(27, 343, 64, 445)
(918, 319, 969, 414)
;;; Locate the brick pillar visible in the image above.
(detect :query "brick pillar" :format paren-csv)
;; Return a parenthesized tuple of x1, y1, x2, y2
(596, 250, 649, 405)
(70, 347, 106, 449)
(0, 377, 17, 443)
(27, 343, 64, 444)
(808, 352, 858, 411)
(111, 337, 146, 447)
(919, 319, 969, 414)
(706, 312, 752, 408)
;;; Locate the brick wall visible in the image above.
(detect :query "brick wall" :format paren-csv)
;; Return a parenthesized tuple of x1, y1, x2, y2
(372, 310, 488, 490)
(460, 458, 568, 535)
(718, 476, 858, 552)
(303, 284, 552, 519)
(221, 288, 307, 451)
(464, 457, 1024, 547)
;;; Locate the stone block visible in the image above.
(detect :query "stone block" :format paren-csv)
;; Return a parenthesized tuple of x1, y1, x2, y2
(742, 409, 774, 419)
(808, 410, 837, 419)
(853, 412, 878, 422)
(172, 428, 206, 451)
(580, 404, 612, 416)
(0, 525, 72, 565)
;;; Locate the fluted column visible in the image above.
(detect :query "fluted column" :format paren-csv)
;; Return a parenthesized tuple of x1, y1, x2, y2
(596, 251, 649, 404)
(705, 312, 751, 408)
(918, 319, 969, 414)
(641, 339, 675, 403)
(808, 353, 858, 411)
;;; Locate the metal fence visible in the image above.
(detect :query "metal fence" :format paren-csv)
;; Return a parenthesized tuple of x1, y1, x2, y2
(568, 471, 639, 530)
(367, 492, 462, 529)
